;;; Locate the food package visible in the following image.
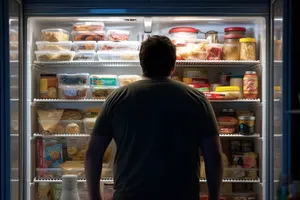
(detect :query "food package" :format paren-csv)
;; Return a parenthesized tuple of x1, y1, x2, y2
(98, 41, 140, 51)
(37, 109, 64, 132)
(45, 143, 64, 168)
(35, 51, 75, 62)
(106, 30, 130, 42)
(38, 119, 82, 135)
(103, 183, 114, 200)
(206, 43, 223, 60)
(219, 126, 235, 134)
(61, 109, 83, 120)
(118, 75, 142, 86)
(89, 74, 118, 87)
(217, 116, 238, 126)
(97, 51, 139, 61)
(66, 138, 88, 161)
(91, 86, 118, 99)
(57, 73, 89, 86)
(174, 39, 208, 60)
(72, 31, 105, 41)
(60, 161, 85, 178)
(73, 41, 97, 51)
(83, 117, 96, 134)
(73, 51, 96, 61)
(41, 29, 70, 42)
(36, 41, 72, 51)
(72, 22, 105, 31)
(51, 183, 62, 200)
(58, 85, 89, 99)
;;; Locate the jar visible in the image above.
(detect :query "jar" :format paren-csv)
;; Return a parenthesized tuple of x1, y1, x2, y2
(220, 108, 237, 118)
(230, 75, 243, 95)
(205, 30, 219, 43)
(217, 72, 231, 86)
(183, 68, 208, 84)
(240, 38, 256, 60)
(36, 182, 51, 200)
(39, 74, 58, 99)
(188, 83, 210, 92)
(169, 27, 198, 39)
(60, 175, 80, 200)
(223, 34, 242, 60)
(243, 71, 258, 99)
(238, 116, 255, 135)
(241, 140, 253, 152)
(224, 27, 246, 36)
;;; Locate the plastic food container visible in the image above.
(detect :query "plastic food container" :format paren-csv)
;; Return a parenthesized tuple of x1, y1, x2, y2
(206, 43, 223, 60)
(41, 29, 70, 42)
(10, 29, 18, 41)
(118, 75, 142, 86)
(10, 51, 18, 60)
(91, 86, 118, 99)
(97, 51, 139, 61)
(59, 85, 89, 99)
(36, 168, 62, 179)
(106, 30, 130, 42)
(169, 27, 198, 39)
(72, 31, 106, 41)
(89, 74, 118, 86)
(73, 51, 96, 61)
(10, 42, 18, 50)
(72, 22, 105, 31)
(73, 41, 97, 51)
(223, 34, 242, 60)
(240, 38, 256, 60)
(35, 51, 75, 62)
(60, 161, 85, 178)
(57, 73, 89, 86)
(224, 27, 246, 37)
(36, 41, 73, 51)
(98, 41, 140, 51)
(10, 86, 18, 99)
(83, 117, 96, 134)
(38, 119, 83, 134)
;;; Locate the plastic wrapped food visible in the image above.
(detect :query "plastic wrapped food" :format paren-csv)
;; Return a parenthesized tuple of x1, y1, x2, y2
(106, 30, 130, 42)
(240, 38, 256, 60)
(207, 43, 223, 60)
(10, 51, 18, 60)
(118, 75, 142, 86)
(35, 51, 75, 62)
(72, 22, 104, 31)
(38, 119, 82, 134)
(72, 31, 105, 41)
(89, 74, 118, 87)
(57, 73, 89, 86)
(10, 42, 18, 50)
(219, 126, 235, 134)
(59, 85, 89, 99)
(97, 51, 139, 61)
(41, 29, 70, 42)
(73, 51, 96, 61)
(36, 41, 72, 51)
(217, 116, 238, 126)
(91, 86, 117, 99)
(61, 109, 83, 120)
(98, 41, 140, 51)
(172, 39, 208, 60)
(73, 41, 97, 51)
(83, 117, 96, 134)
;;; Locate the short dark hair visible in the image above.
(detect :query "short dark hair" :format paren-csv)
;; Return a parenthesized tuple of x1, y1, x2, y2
(139, 35, 176, 78)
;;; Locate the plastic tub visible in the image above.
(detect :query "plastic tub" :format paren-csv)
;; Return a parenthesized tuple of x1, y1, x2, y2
(72, 22, 105, 31)
(35, 51, 75, 62)
(10, 42, 18, 50)
(83, 117, 97, 134)
(72, 31, 106, 41)
(118, 75, 142, 86)
(73, 41, 97, 51)
(41, 29, 70, 42)
(206, 43, 223, 60)
(36, 41, 72, 51)
(169, 27, 198, 39)
(57, 73, 89, 86)
(98, 41, 140, 51)
(91, 86, 118, 99)
(89, 74, 118, 86)
(224, 27, 246, 36)
(97, 51, 139, 61)
(106, 30, 130, 42)
(73, 51, 96, 61)
(38, 119, 83, 134)
(59, 85, 89, 99)
(10, 51, 18, 60)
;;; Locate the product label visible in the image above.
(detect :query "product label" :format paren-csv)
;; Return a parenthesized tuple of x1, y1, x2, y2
(40, 79, 48, 93)
(90, 78, 117, 86)
(243, 74, 258, 94)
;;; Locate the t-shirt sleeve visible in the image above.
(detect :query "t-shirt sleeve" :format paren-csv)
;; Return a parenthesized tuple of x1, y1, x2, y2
(91, 101, 113, 137)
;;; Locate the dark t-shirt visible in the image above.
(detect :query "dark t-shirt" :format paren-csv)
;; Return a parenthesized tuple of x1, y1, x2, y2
(92, 78, 219, 200)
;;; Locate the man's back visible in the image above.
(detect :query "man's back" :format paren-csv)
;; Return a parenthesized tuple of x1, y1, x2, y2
(105, 78, 219, 200)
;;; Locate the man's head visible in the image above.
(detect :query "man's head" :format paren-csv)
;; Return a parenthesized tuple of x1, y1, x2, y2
(139, 35, 176, 78)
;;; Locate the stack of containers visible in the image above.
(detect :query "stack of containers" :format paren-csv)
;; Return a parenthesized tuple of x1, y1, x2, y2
(71, 22, 106, 61)
(35, 29, 74, 62)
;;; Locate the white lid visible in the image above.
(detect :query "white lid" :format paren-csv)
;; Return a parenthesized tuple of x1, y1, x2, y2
(41, 28, 69, 34)
(73, 41, 97, 44)
(106, 30, 130, 34)
(71, 30, 106, 35)
(36, 41, 72, 45)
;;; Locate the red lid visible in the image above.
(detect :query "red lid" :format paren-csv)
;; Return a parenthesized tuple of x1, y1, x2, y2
(224, 27, 246, 32)
(169, 27, 198, 34)
(224, 34, 244, 39)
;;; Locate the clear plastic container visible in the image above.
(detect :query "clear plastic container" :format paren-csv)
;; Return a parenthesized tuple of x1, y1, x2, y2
(83, 117, 97, 134)
(169, 27, 198, 39)
(41, 29, 70, 42)
(10, 29, 18, 41)
(97, 51, 139, 61)
(10, 42, 18, 50)
(72, 22, 105, 31)
(106, 30, 130, 42)
(73, 41, 97, 51)
(98, 41, 140, 51)
(73, 51, 96, 61)
(89, 74, 118, 86)
(72, 31, 106, 41)
(91, 86, 118, 99)
(10, 51, 18, 60)
(118, 75, 142, 86)
(35, 51, 75, 62)
(36, 41, 72, 51)
(59, 85, 89, 99)
(57, 73, 89, 86)
(36, 168, 62, 179)
(206, 43, 223, 60)
(240, 38, 256, 60)
(38, 119, 83, 134)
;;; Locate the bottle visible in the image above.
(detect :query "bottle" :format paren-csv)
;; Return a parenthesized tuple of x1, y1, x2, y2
(60, 175, 81, 200)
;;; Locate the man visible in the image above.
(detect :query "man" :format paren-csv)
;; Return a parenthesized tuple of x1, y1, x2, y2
(85, 35, 223, 200)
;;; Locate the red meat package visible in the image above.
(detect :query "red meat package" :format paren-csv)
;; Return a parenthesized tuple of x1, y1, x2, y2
(207, 43, 223, 60)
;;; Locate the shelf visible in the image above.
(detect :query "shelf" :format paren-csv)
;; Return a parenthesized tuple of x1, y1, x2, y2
(274, 133, 282, 137)
(288, 110, 300, 114)
(33, 133, 90, 138)
(210, 99, 260, 103)
(10, 98, 19, 102)
(10, 134, 19, 137)
(219, 133, 260, 138)
(200, 178, 260, 183)
(33, 60, 260, 68)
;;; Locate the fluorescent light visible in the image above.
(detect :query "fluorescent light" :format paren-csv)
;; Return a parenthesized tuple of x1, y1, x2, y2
(77, 18, 123, 22)
(275, 18, 283, 21)
(173, 18, 223, 21)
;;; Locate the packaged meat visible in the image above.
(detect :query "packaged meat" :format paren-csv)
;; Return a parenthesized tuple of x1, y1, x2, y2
(83, 117, 96, 134)
(219, 126, 235, 134)
(57, 73, 89, 86)
(10, 42, 18, 50)
(35, 51, 75, 62)
(73, 51, 96, 61)
(10, 29, 18, 41)
(98, 41, 140, 51)
(97, 51, 139, 61)
(72, 31, 106, 41)
(91, 86, 118, 99)
(240, 38, 256, 60)
(41, 29, 70, 42)
(217, 116, 238, 126)
(59, 85, 89, 99)
(224, 27, 246, 37)
(118, 75, 142, 86)
(204, 91, 240, 100)
(89, 74, 118, 87)
(106, 30, 130, 42)
(169, 27, 198, 39)
(36, 41, 72, 51)
(10, 51, 18, 60)
(38, 119, 82, 134)
(72, 22, 104, 31)
(206, 43, 223, 60)
(73, 41, 97, 51)
(39, 74, 58, 99)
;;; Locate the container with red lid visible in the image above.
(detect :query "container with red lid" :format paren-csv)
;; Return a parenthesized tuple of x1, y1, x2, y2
(169, 27, 198, 39)
(224, 27, 246, 37)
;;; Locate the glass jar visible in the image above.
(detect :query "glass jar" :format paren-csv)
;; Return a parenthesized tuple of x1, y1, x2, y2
(243, 71, 258, 99)
(205, 30, 219, 43)
(224, 27, 246, 36)
(238, 116, 255, 135)
(223, 34, 242, 60)
(240, 38, 256, 60)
